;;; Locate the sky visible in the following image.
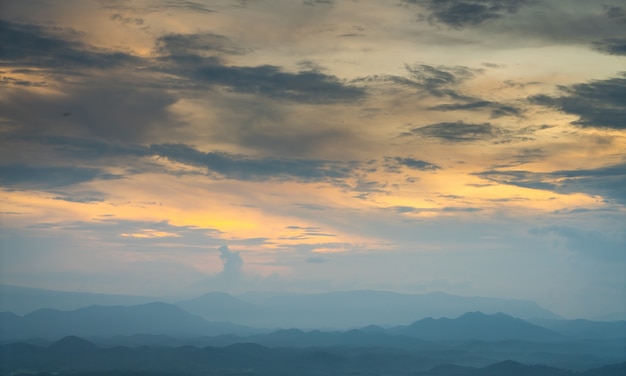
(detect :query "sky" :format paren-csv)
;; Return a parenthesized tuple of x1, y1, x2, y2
(0, 0, 625, 319)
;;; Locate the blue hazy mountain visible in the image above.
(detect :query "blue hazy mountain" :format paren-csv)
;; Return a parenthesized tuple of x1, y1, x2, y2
(0, 284, 156, 315)
(2, 285, 562, 329)
(389, 311, 563, 341)
(530, 318, 626, 339)
(177, 291, 257, 323)
(1, 302, 257, 340)
(193, 290, 562, 328)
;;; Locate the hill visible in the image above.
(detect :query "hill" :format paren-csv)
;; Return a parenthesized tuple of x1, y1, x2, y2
(390, 312, 563, 341)
(0, 284, 156, 315)
(0, 302, 256, 340)
(179, 290, 561, 328)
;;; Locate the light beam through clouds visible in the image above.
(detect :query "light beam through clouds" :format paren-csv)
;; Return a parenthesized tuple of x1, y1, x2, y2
(0, 0, 625, 319)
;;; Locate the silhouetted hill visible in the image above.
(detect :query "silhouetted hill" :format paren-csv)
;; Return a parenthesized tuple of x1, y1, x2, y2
(531, 318, 626, 339)
(1, 338, 623, 376)
(391, 312, 563, 341)
(1, 302, 256, 340)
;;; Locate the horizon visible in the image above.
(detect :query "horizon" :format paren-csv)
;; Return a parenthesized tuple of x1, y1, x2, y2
(0, 0, 625, 321)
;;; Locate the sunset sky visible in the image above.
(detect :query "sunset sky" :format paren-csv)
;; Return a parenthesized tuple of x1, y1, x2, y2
(1, 0, 625, 319)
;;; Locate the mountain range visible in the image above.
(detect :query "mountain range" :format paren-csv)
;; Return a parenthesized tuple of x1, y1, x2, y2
(177, 289, 562, 328)
(0, 302, 258, 340)
(1, 285, 562, 327)
(1, 336, 624, 376)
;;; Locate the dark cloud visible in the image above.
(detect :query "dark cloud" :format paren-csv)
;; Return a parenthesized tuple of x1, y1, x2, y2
(0, 86, 180, 143)
(150, 143, 356, 182)
(475, 162, 626, 204)
(429, 100, 522, 118)
(404, 63, 477, 97)
(357, 64, 520, 118)
(591, 38, 626, 56)
(354, 64, 477, 100)
(98, 0, 215, 14)
(404, 121, 509, 142)
(51, 190, 107, 203)
(530, 225, 625, 262)
(0, 20, 137, 70)
(405, 0, 531, 29)
(529, 74, 626, 129)
(156, 33, 249, 57)
(393, 157, 441, 171)
(0, 164, 120, 190)
(189, 64, 365, 104)
(15, 135, 151, 160)
(303, 0, 334, 5)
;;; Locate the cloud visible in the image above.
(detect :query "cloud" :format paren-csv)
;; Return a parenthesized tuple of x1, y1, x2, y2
(530, 225, 625, 262)
(392, 157, 441, 171)
(591, 38, 626, 56)
(529, 74, 626, 129)
(0, 20, 137, 70)
(429, 100, 522, 118)
(156, 32, 249, 57)
(98, 0, 215, 15)
(404, 121, 509, 142)
(0, 85, 181, 143)
(405, 0, 531, 29)
(475, 162, 626, 204)
(0, 164, 120, 190)
(218, 245, 244, 278)
(150, 143, 357, 182)
(188, 64, 365, 104)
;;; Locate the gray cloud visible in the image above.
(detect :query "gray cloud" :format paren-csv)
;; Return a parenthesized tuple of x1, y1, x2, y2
(0, 85, 181, 143)
(150, 143, 356, 182)
(404, 121, 509, 142)
(530, 225, 625, 262)
(429, 100, 522, 118)
(189, 64, 365, 104)
(591, 38, 626, 56)
(156, 32, 249, 57)
(98, 0, 215, 15)
(0, 164, 121, 190)
(405, 0, 531, 29)
(475, 162, 626, 204)
(529, 74, 626, 129)
(0, 20, 137, 70)
(392, 157, 441, 171)
(218, 245, 244, 278)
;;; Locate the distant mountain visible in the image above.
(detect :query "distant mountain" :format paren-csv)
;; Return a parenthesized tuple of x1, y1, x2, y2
(530, 318, 626, 339)
(177, 292, 257, 323)
(0, 302, 257, 340)
(214, 290, 561, 328)
(390, 312, 563, 341)
(0, 284, 156, 315)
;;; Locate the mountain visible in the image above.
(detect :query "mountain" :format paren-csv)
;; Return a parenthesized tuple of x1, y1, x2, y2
(530, 318, 626, 339)
(390, 312, 563, 341)
(0, 284, 156, 315)
(1, 337, 623, 376)
(177, 292, 257, 323)
(0, 302, 256, 340)
(218, 290, 560, 328)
